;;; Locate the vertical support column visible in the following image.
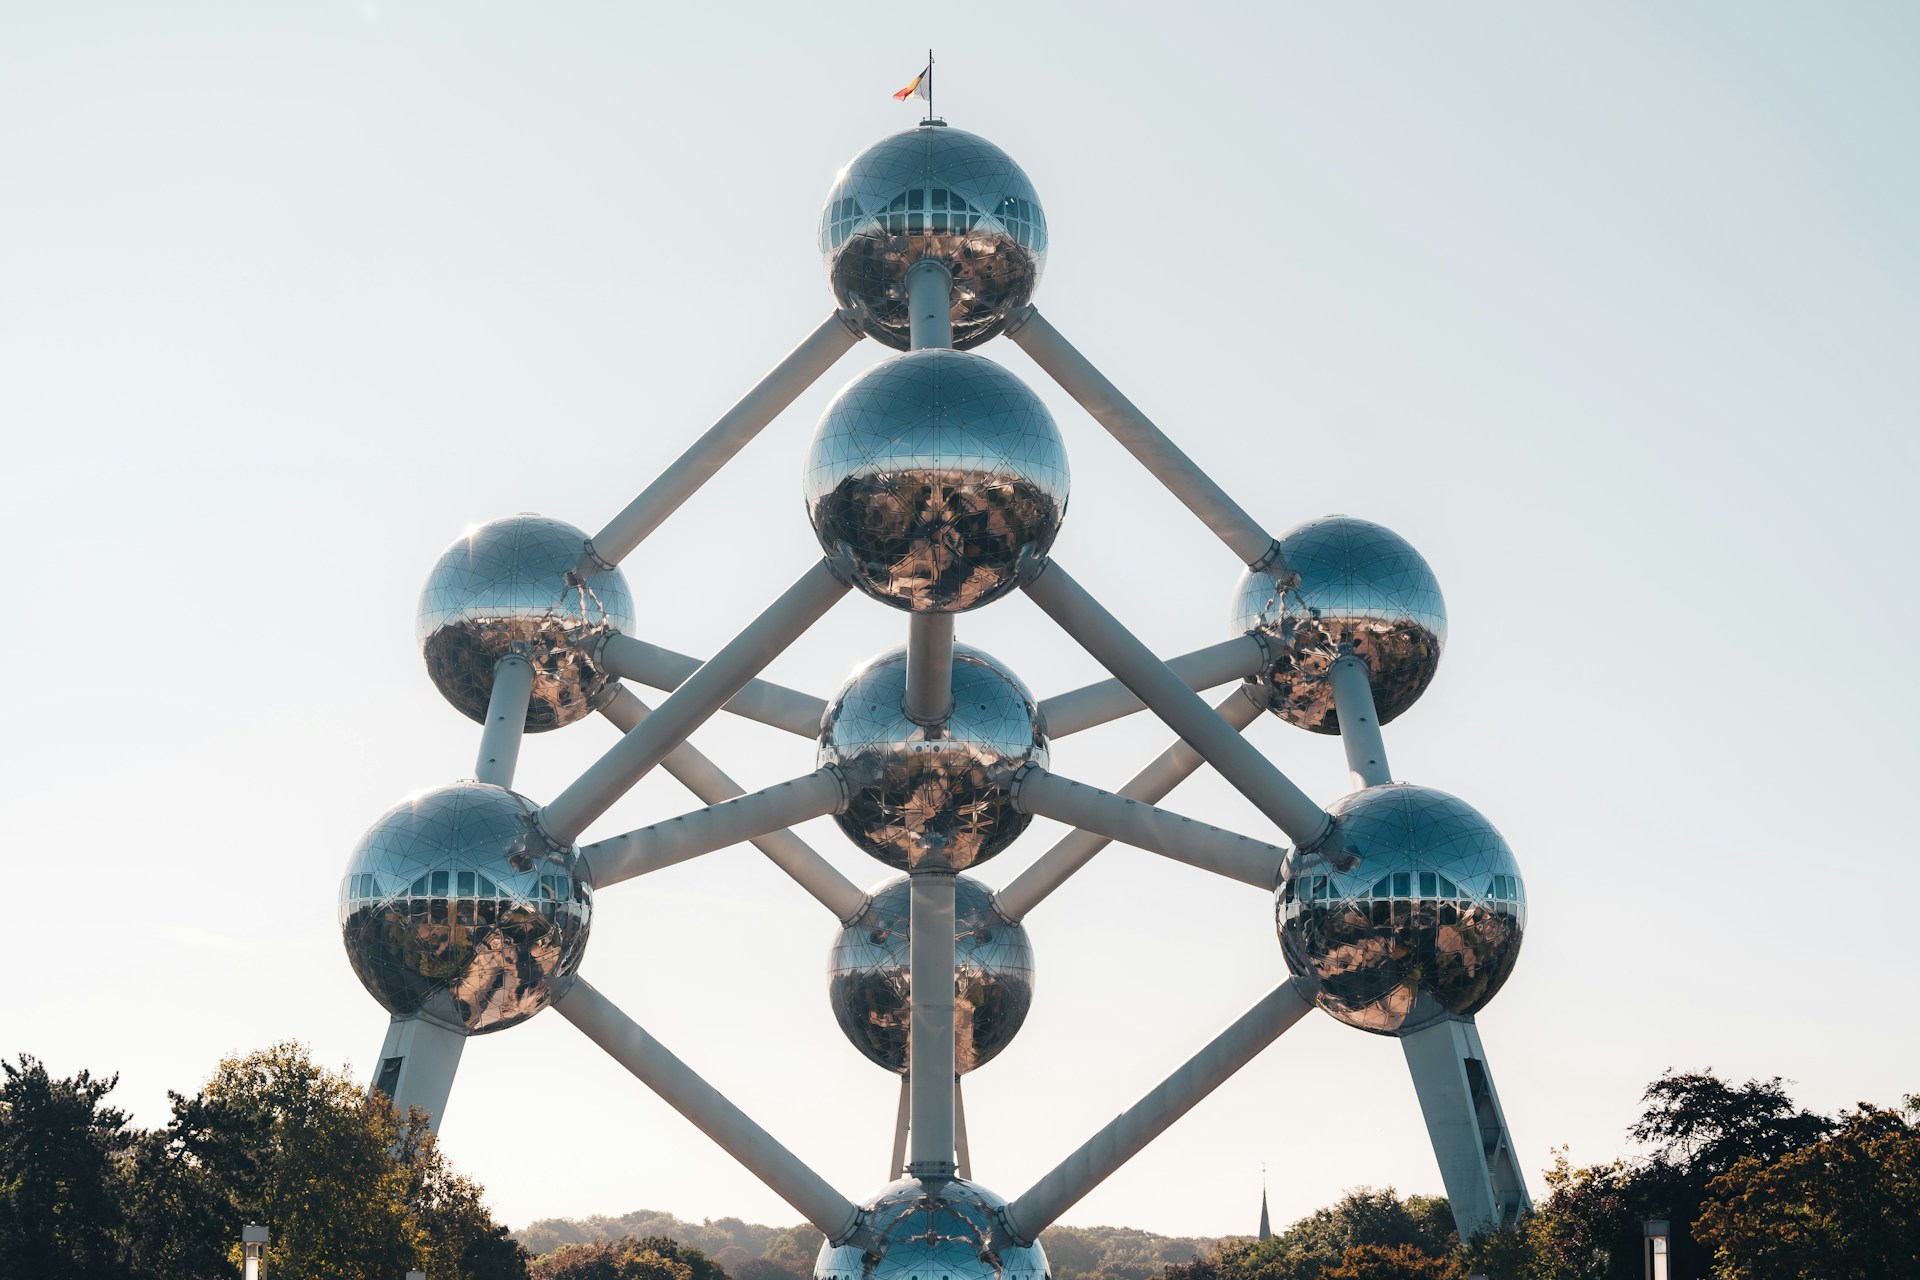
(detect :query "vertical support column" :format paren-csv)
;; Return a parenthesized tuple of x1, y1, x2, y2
(906, 259, 954, 351)
(1400, 1018, 1530, 1238)
(904, 613, 955, 724)
(371, 1014, 466, 1132)
(889, 1074, 911, 1180)
(474, 654, 535, 786)
(908, 869, 957, 1178)
(953, 1073, 972, 1179)
(1328, 656, 1391, 790)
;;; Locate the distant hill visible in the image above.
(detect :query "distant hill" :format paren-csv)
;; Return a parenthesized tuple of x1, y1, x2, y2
(513, 1210, 1226, 1279)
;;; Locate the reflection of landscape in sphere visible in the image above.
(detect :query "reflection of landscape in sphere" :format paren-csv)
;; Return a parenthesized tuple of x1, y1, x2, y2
(816, 1178, 1049, 1280)
(1278, 784, 1523, 1036)
(340, 781, 592, 1035)
(418, 514, 635, 731)
(819, 644, 1047, 870)
(806, 350, 1068, 614)
(1230, 516, 1445, 733)
(820, 125, 1047, 350)
(828, 875, 1035, 1075)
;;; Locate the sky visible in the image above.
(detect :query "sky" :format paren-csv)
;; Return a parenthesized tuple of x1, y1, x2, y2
(3, 0, 1918, 1244)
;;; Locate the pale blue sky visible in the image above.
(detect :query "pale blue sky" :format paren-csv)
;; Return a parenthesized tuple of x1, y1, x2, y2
(3, 0, 1916, 1239)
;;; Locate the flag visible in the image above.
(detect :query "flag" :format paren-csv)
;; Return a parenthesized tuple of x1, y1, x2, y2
(893, 64, 930, 103)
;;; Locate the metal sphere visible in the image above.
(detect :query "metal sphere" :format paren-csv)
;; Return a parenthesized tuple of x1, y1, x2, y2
(820, 124, 1047, 350)
(806, 350, 1068, 614)
(828, 875, 1035, 1075)
(819, 643, 1047, 871)
(418, 514, 635, 731)
(816, 1178, 1049, 1280)
(1278, 783, 1524, 1036)
(340, 781, 591, 1035)
(1231, 515, 1446, 733)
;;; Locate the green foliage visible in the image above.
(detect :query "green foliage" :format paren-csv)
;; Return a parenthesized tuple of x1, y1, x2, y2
(1164, 1188, 1456, 1280)
(0, 1056, 133, 1280)
(532, 1234, 727, 1280)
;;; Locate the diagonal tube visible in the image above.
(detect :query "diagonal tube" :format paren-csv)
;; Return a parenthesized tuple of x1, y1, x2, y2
(578, 312, 862, 576)
(1328, 656, 1391, 789)
(474, 655, 535, 786)
(1038, 635, 1266, 737)
(1011, 767, 1288, 891)
(580, 768, 846, 889)
(996, 691, 1263, 922)
(903, 613, 956, 724)
(908, 870, 958, 1178)
(1020, 556, 1334, 850)
(555, 979, 864, 1245)
(598, 634, 828, 738)
(599, 686, 866, 922)
(539, 559, 849, 847)
(997, 978, 1317, 1247)
(1007, 306, 1279, 569)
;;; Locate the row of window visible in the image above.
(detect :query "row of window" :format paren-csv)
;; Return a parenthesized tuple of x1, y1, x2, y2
(820, 189, 1046, 252)
(1293, 871, 1523, 903)
(345, 870, 573, 904)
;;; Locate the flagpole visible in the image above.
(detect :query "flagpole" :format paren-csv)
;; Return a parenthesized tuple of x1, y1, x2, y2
(928, 48, 934, 123)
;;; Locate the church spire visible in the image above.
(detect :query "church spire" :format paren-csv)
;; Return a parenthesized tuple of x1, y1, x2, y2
(1258, 1164, 1271, 1241)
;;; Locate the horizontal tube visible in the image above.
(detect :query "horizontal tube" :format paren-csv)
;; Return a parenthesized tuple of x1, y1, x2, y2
(556, 979, 863, 1245)
(598, 633, 827, 738)
(539, 559, 848, 847)
(1021, 556, 1333, 849)
(903, 613, 956, 724)
(581, 313, 861, 574)
(473, 655, 535, 787)
(1329, 656, 1391, 789)
(600, 686, 866, 922)
(581, 768, 845, 888)
(1000, 978, 1316, 1246)
(1012, 768, 1286, 891)
(1038, 635, 1266, 737)
(995, 691, 1261, 922)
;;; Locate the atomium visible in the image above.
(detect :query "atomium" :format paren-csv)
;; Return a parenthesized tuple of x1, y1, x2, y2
(1278, 783, 1524, 1035)
(828, 875, 1035, 1075)
(1231, 515, 1445, 733)
(806, 348, 1068, 613)
(815, 1178, 1049, 1280)
(419, 514, 635, 731)
(821, 124, 1048, 351)
(820, 642, 1047, 870)
(340, 780, 592, 1035)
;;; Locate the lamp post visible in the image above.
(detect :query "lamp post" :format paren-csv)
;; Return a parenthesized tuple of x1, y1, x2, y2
(240, 1224, 268, 1280)
(1644, 1220, 1671, 1280)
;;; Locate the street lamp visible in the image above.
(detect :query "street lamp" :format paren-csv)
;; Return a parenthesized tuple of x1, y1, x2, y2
(1644, 1220, 1671, 1280)
(240, 1224, 268, 1280)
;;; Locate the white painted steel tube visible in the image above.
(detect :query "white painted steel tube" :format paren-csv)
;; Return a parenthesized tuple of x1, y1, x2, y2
(889, 1074, 911, 1180)
(1328, 656, 1391, 789)
(1011, 768, 1287, 891)
(996, 691, 1261, 922)
(580, 768, 846, 888)
(1008, 307, 1277, 568)
(908, 871, 958, 1178)
(903, 613, 956, 724)
(999, 978, 1316, 1245)
(1020, 557, 1333, 849)
(599, 686, 867, 922)
(1038, 635, 1266, 737)
(473, 655, 535, 786)
(598, 634, 827, 737)
(555, 979, 863, 1245)
(580, 313, 861, 575)
(539, 559, 849, 846)
(953, 1075, 972, 1179)
(907, 260, 954, 350)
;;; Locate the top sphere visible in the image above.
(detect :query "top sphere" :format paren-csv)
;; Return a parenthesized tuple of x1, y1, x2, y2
(418, 515, 635, 732)
(820, 124, 1047, 350)
(1231, 516, 1445, 733)
(1277, 783, 1524, 1036)
(815, 1177, 1049, 1280)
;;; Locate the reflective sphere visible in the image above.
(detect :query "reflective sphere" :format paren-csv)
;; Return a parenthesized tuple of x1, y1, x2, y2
(1278, 784, 1523, 1036)
(340, 781, 591, 1035)
(1231, 516, 1445, 733)
(820, 124, 1047, 350)
(816, 1178, 1049, 1280)
(418, 514, 635, 731)
(828, 875, 1035, 1075)
(820, 644, 1047, 870)
(806, 350, 1068, 613)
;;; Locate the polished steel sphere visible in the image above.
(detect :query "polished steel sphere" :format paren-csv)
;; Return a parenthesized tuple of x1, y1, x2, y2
(806, 350, 1068, 613)
(819, 643, 1047, 870)
(340, 781, 591, 1035)
(828, 875, 1035, 1075)
(1231, 515, 1446, 733)
(820, 123, 1047, 350)
(1278, 783, 1523, 1036)
(418, 514, 635, 731)
(816, 1178, 1049, 1280)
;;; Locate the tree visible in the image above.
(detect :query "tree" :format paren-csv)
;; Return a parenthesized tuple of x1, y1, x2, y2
(533, 1235, 727, 1280)
(1162, 1189, 1454, 1280)
(1321, 1243, 1459, 1280)
(120, 1085, 269, 1279)
(1693, 1100, 1920, 1279)
(0, 1055, 133, 1279)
